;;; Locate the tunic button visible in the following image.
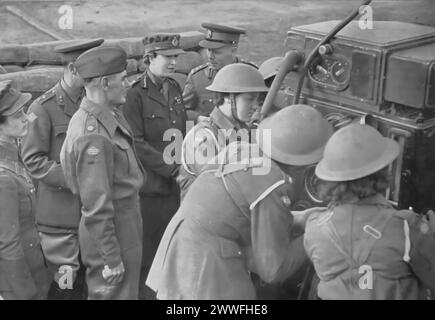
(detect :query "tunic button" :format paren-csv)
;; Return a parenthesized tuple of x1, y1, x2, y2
(29, 243, 33, 247)
(172, 120, 176, 124)
(208, 99, 213, 102)
(238, 251, 242, 255)
(87, 125, 95, 131)
(169, 107, 174, 111)
(152, 115, 155, 119)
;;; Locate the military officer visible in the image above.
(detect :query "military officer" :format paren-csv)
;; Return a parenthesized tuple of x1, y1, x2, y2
(146, 105, 333, 299)
(183, 23, 257, 122)
(0, 80, 51, 299)
(60, 46, 144, 300)
(20, 38, 103, 300)
(178, 63, 267, 200)
(122, 33, 187, 300)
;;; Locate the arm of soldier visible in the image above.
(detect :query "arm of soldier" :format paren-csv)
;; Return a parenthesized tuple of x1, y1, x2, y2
(123, 89, 178, 178)
(21, 102, 67, 188)
(0, 175, 37, 299)
(73, 134, 122, 269)
(183, 73, 201, 122)
(396, 209, 435, 291)
(181, 126, 219, 177)
(249, 184, 308, 284)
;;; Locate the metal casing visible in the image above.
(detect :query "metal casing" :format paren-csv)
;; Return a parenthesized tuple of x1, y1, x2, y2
(385, 42, 435, 109)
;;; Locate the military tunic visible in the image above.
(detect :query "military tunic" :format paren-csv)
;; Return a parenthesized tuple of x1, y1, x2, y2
(60, 97, 144, 300)
(122, 70, 187, 299)
(304, 194, 434, 300)
(147, 144, 308, 299)
(182, 58, 257, 122)
(0, 140, 51, 299)
(21, 80, 83, 287)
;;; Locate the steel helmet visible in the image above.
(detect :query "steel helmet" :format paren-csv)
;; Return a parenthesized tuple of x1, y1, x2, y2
(259, 57, 284, 81)
(315, 124, 400, 181)
(256, 104, 333, 166)
(206, 63, 268, 93)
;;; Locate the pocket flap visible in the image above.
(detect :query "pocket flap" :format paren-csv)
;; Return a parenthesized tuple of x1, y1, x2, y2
(114, 138, 130, 150)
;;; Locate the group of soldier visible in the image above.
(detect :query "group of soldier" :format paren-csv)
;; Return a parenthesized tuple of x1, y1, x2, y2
(1, 21, 435, 300)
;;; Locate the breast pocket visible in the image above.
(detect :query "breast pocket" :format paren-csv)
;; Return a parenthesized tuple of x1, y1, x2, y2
(113, 137, 131, 177)
(52, 124, 69, 160)
(143, 108, 170, 142)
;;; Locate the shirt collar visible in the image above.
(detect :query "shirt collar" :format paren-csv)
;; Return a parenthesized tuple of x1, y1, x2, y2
(60, 78, 82, 104)
(356, 193, 394, 208)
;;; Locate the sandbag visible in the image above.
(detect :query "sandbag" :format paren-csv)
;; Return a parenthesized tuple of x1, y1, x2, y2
(0, 67, 63, 93)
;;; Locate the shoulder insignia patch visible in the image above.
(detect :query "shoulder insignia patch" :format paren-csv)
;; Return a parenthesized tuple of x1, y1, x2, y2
(87, 146, 100, 156)
(84, 114, 98, 134)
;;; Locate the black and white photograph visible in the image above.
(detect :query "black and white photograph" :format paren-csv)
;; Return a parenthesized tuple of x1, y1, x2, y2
(1, 0, 435, 307)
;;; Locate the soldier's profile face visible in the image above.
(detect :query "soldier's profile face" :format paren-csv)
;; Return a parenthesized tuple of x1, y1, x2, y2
(0, 109, 29, 139)
(207, 45, 236, 70)
(235, 92, 260, 123)
(149, 54, 178, 77)
(105, 70, 130, 107)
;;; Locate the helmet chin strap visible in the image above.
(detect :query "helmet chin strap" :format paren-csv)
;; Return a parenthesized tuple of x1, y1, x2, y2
(230, 93, 247, 129)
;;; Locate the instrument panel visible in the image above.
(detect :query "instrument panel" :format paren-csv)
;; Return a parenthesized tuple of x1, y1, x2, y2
(308, 55, 351, 91)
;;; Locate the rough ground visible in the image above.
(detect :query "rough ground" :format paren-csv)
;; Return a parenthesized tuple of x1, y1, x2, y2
(1, 0, 434, 64)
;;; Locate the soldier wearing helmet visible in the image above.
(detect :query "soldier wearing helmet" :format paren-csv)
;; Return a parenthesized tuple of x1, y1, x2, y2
(258, 57, 288, 109)
(183, 23, 257, 123)
(177, 63, 267, 200)
(303, 124, 435, 299)
(146, 105, 333, 300)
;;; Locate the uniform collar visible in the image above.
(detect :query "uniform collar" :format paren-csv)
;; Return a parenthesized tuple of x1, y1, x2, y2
(144, 69, 168, 107)
(355, 194, 394, 208)
(58, 80, 82, 117)
(0, 139, 19, 162)
(210, 107, 242, 131)
(80, 97, 119, 139)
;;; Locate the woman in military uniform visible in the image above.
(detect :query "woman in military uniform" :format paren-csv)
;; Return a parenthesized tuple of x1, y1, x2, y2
(0, 80, 50, 299)
(304, 124, 435, 299)
(147, 105, 333, 299)
(122, 33, 187, 299)
(178, 63, 268, 200)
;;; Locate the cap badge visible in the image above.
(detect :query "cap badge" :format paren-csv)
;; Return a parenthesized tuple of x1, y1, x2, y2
(171, 37, 179, 47)
(207, 30, 213, 39)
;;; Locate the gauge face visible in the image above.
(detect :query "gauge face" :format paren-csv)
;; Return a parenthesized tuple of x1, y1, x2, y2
(331, 60, 350, 85)
(308, 57, 334, 83)
(308, 55, 351, 90)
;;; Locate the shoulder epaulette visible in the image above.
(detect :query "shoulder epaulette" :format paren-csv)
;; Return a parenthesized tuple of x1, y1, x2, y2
(84, 113, 99, 135)
(130, 74, 144, 88)
(35, 87, 57, 104)
(189, 63, 208, 76)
